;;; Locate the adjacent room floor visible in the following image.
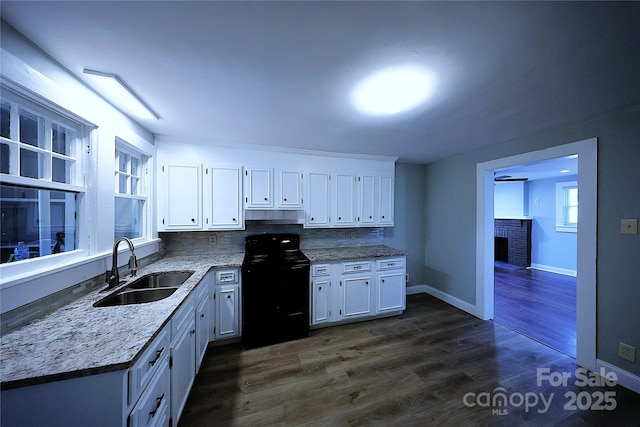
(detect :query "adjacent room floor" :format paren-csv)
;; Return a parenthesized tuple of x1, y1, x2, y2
(178, 293, 639, 426)
(494, 265, 576, 358)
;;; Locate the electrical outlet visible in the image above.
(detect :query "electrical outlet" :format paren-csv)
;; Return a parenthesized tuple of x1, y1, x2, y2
(618, 342, 636, 363)
(350, 231, 356, 240)
(209, 235, 217, 245)
(621, 219, 638, 235)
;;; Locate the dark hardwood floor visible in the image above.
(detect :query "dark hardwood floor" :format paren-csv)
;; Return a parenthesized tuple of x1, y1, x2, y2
(178, 294, 640, 426)
(494, 265, 576, 357)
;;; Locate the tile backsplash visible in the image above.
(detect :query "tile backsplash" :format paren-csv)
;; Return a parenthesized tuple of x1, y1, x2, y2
(160, 222, 385, 256)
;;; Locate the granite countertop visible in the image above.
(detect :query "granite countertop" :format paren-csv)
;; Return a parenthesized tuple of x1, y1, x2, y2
(0, 245, 405, 390)
(0, 253, 244, 390)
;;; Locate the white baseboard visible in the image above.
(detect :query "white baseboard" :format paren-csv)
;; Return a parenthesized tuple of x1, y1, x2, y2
(530, 263, 577, 277)
(407, 284, 477, 317)
(596, 359, 640, 394)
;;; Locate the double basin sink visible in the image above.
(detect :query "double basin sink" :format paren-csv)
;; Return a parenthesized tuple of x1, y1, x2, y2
(93, 271, 194, 308)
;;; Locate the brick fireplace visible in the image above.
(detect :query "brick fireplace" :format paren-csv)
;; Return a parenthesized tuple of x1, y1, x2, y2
(494, 218, 532, 267)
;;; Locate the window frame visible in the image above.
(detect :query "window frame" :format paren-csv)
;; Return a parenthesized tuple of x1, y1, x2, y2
(1, 82, 93, 274)
(555, 180, 578, 233)
(114, 139, 150, 241)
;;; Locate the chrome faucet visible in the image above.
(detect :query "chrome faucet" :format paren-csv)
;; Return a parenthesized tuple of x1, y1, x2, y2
(104, 237, 138, 290)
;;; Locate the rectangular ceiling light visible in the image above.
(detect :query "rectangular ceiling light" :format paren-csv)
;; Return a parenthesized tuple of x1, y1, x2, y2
(83, 68, 159, 120)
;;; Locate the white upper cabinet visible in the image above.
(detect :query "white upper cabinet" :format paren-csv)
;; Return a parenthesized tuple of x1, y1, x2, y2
(305, 172, 331, 227)
(205, 166, 243, 230)
(158, 164, 202, 230)
(358, 175, 376, 225)
(378, 175, 394, 225)
(278, 170, 303, 209)
(156, 139, 395, 230)
(334, 173, 357, 227)
(245, 167, 273, 208)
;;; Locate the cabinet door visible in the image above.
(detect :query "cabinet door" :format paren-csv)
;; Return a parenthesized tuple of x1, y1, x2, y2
(341, 276, 373, 318)
(378, 175, 394, 225)
(159, 164, 201, 230)
(305, 172, 330, 227)
(279, 170, 303, 208)
(215, 285, 239, 339)
(195, 292, 210, 373)
(311, 278, 330, 325)
(205, 166, 243, 230)
(171, 316, 196, 423)
(245, 168, 273, 208)
(377, 272, 405, 313)
(335, 174, 357, 226)
(359, 175, 376, 225)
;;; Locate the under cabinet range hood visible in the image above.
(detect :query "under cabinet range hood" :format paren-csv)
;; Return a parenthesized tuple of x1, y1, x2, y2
(244, 209, 305, 224)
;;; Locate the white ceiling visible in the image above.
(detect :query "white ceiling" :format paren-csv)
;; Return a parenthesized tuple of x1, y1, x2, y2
(495, 155, 578, 182)
(2, 1, 639, 164)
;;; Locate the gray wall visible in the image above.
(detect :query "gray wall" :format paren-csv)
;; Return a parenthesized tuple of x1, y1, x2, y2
(422, 107, 640, 375)
(527, 176, 578, 272)
(385, 163, 426, 287)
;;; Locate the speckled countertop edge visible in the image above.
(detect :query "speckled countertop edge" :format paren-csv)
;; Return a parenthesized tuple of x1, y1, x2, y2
(0, 245, 405, 390)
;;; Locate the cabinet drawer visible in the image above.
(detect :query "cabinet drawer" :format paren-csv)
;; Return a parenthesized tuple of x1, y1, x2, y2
(128, 355, 170, 427)
(376, 258, 405, 271)
(129, 327, 169, 406)
(312, 264, 330, 277)
(215, 269, 239, 285)
(171, 295, 195, 339)
(342, 261, 371, 274)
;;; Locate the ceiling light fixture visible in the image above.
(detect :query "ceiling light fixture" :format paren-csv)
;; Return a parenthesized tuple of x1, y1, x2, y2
(351, 65, 437, 116)
(560, 169, 571, 173)
(83, 68, 159, 120)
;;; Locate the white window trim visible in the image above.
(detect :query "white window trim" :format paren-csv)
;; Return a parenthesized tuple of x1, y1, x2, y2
(115, 138, 151, 242)
(0, 82, 94, 283)
(555, 180, 578, 233)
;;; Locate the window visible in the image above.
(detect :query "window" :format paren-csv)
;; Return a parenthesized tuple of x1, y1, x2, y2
(1, 88, 85, 263)
(556, 181, 578, 232)
(115, 143, 147, 240)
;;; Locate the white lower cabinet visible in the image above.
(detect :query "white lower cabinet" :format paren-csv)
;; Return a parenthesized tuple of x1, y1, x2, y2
(310, 257, 406, 328)
(215, 285, 240, 339)
(311, 278, 330, 324)
(213, 268, 241, 341)
(195, 284, 210, 373)
(341, 275, 373, 318)
(170, 294, 196, 424)
(129, 355, 170, 427)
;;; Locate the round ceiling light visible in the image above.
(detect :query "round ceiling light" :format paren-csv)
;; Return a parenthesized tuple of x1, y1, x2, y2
(351, 65, 437, 116)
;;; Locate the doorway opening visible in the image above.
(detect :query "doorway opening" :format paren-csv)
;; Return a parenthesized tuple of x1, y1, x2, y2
(475, 138, 597, 371)
(492, 156, 578, 357)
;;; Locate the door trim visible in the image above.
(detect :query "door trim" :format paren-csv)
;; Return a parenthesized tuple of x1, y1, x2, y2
(475, 138, 597, 371)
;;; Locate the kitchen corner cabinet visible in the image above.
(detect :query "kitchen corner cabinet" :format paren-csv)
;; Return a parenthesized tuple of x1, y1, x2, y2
(205, 165, 243, 230)
(158, 164, 202, 230)
(213, 268, 241, 340)
(310, 257, 405, 328)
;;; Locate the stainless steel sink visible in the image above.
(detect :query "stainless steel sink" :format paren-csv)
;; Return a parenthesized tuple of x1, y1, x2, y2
(123, 271, 194, 290)
(94, 288, 178, 307)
